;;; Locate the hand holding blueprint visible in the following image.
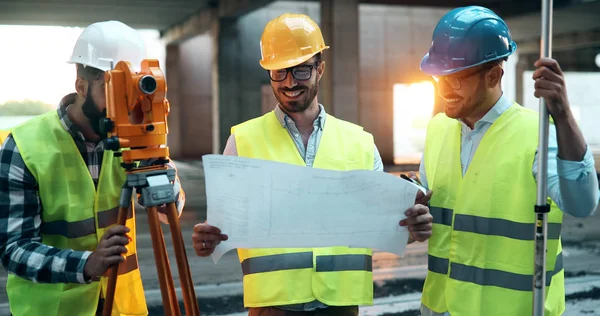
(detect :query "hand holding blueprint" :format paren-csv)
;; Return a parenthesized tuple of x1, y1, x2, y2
(202, 154, 421, 263)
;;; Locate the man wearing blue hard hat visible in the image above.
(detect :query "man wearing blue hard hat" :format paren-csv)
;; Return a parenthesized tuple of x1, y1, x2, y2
(413, 5, 599, 316)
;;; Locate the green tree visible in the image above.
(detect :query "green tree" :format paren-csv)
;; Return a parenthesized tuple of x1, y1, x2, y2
(0, 99, 55, 116)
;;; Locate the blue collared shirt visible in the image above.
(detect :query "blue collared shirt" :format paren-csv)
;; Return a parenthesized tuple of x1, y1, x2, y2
(419, 94, 599, 218)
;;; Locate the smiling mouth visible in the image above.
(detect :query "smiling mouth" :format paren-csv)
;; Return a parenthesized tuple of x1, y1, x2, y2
(282, 90, 304, 98)
(443, 97, 462, 105)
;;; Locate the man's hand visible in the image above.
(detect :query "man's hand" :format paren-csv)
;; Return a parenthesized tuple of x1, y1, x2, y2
(399, 204, 433, 243)
(84, 225, 131, 279)
(408, 171, 432, 206)
(532, 58, 571, 120)
(533, 57, 588, 161)
(415, 190, 433, 206)
(192, 222, 228, 257)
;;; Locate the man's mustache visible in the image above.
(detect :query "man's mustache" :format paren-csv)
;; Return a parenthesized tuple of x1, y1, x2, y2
(279, 87, 306, 92)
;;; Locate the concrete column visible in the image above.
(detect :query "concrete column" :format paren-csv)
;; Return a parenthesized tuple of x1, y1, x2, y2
(165, 34, 216, 160)
(515, 55, 529, 106)
(179, 34, 214, 159)
(320, 0, 360, 123)
(218, 20, 242, 152)
(210, 20, 220, 154)
(165, 44, 183, 159)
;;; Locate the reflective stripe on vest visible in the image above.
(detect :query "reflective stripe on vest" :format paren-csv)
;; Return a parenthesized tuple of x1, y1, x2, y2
(231, 111, 375, 307)
(421, 104, 565, 316)
(429, 252, 564, 290)
(431, 206, 562, 240)
(8, 111, 148, 316)
(41, 207, 134, 238)
(241, 252, 373, 275)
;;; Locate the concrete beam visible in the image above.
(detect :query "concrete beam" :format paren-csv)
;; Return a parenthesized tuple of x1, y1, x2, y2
(218, 0, 275, 19)
(517, 28, 600, 54)
(161, 0, 274, 44)
(161, 8, 217, 45)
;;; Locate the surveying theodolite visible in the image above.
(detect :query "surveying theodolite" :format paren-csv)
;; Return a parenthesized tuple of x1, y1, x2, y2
(99, 59, 200, 316)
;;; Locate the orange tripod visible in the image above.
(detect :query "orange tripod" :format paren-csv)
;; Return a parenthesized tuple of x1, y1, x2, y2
(100, 59, 199, 316)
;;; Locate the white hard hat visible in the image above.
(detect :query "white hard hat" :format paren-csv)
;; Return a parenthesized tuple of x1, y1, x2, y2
(68, 20, 147, 72)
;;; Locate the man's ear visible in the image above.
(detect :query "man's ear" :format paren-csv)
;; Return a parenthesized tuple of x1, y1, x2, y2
(75, 77, 87, 99)
(488, 67, 503, 88)
(317, 61, 326, 82)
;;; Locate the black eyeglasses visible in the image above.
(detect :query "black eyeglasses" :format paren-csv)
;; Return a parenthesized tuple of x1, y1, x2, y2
(268, 62, 320, 82)
(432, 64, 499, 90)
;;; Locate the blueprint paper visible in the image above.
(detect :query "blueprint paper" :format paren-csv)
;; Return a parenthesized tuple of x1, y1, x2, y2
(201, 154, 420, 263)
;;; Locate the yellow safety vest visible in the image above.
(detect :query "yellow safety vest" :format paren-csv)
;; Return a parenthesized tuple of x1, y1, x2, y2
(421, 103, 565, 316)
(231, 111, 375, 307)
(0, 130, 9, 146)
(8, 111, 147, 316)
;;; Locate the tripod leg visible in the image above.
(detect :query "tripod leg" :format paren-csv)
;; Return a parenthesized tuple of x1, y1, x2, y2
(103, 187, 134, 316)
(166, 202, 200, 316)
(147, 205, 181, 316)
(157, 216, 181, 314)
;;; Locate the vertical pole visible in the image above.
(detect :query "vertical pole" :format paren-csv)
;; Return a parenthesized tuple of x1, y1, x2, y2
(533, 0, 553, 315)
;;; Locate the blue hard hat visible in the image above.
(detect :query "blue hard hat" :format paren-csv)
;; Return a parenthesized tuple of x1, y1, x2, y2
(420, 6, 517, 76)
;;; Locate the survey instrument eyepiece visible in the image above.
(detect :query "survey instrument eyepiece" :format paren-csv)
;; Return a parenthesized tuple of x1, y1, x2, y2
(139, 75, 157, 95)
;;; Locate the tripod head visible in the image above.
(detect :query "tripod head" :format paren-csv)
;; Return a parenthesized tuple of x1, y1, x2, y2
(101, 59, 171, 170)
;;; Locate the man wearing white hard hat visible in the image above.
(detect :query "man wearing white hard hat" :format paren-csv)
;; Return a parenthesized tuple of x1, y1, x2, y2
(0, 20, 185, 316)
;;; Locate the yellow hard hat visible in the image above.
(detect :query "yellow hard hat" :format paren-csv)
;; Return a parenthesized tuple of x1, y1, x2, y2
(259, 13, 330, 70)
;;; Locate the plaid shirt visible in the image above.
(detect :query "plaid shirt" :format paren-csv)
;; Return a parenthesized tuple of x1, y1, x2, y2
(0, 93, 185, 284)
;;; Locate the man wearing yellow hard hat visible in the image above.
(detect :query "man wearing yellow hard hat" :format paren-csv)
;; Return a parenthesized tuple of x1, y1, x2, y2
(192, 13, 433, 316)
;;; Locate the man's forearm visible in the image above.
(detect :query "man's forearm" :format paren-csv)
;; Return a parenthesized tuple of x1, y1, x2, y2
(538, 122, 598, 218)
(554, 111, 587, 161)
(1, 241, 92, 284)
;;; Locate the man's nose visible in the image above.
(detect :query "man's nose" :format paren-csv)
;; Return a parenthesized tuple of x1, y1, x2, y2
(282, 71, 298, 88)
(436, 79, 453, 97)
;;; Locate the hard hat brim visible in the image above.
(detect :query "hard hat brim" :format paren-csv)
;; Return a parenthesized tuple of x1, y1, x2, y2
(419, 42, 517, 76)
(259, 46, 329, 70)
(66, 60, 110, 72)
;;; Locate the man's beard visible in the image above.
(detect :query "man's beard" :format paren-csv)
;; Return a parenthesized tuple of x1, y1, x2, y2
(82, 92, 107, 139)
(274, 84, 318, 113)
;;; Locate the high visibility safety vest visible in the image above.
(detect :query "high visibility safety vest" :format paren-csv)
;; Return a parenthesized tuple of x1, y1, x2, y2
(0, 130, 9, 146)
(421, 103, 565, 316)
(231, 110, 375, 307)
(8, 111, 147, 316)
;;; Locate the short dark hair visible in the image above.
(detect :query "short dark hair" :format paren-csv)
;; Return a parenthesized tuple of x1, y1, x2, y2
(477, 58, 506, 71)
(314, 52, 322, 63)
(76, 64, 104, 81)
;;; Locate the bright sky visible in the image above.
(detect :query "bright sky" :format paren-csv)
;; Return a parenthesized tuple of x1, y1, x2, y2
(0, 25, 165, 105)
